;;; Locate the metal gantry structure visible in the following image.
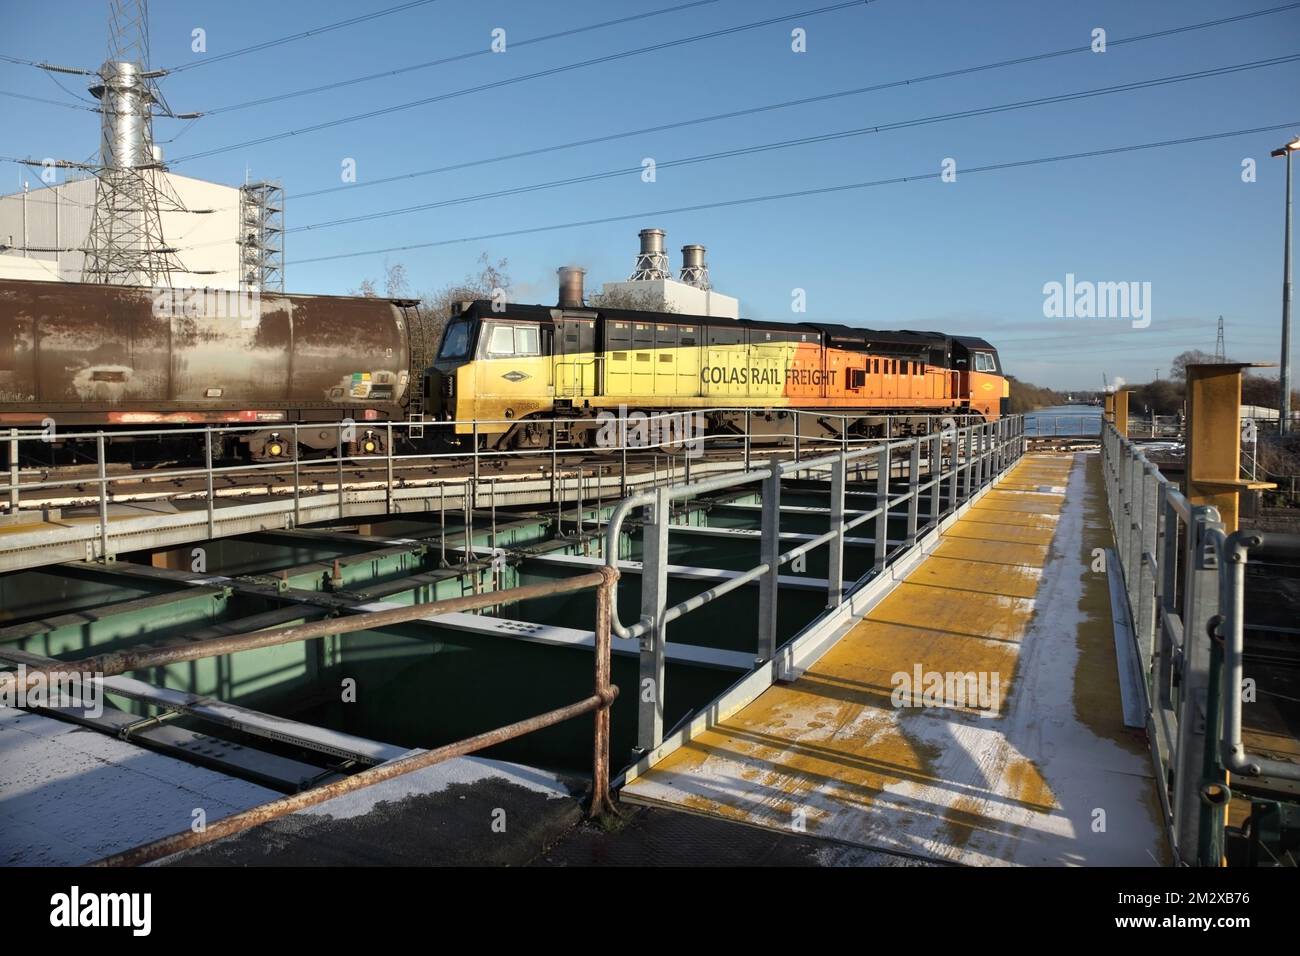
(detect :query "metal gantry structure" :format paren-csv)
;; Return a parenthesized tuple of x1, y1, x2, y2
(238, 180, 285, 293)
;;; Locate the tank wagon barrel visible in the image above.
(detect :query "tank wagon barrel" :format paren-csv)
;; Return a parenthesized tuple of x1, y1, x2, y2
(0, 279, 421, 462)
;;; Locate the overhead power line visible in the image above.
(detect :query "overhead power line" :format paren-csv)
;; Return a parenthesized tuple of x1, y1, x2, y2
(204, 0, 726, 115)
(277, 121, 1300, 266)
(0, 88, 97, 112)
(161, 0, 448, 73)
(279, 54, 1300, 236)
(169, 1, 875, 163)
(276, 2, 1300, 204)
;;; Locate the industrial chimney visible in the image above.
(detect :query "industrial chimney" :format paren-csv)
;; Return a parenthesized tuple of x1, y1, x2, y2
(557, 265, 586, 308)
(628, 228, 671, 281)
(679, 244, 710, 290)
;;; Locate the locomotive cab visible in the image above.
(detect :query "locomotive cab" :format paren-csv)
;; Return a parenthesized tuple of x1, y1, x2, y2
(952, 336, 1008, 419)
(427, 311, 481, 421)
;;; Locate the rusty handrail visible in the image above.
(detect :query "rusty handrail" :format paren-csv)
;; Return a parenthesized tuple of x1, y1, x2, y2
(2, 566, 621, 865)
(0, 571, 609, 687)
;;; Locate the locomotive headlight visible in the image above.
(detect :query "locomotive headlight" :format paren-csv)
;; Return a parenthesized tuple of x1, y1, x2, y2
(362, 436, 377, 453)
(268, 439, 284, 457)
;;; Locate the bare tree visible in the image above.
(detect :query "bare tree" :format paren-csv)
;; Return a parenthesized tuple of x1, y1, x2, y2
(349, 277, 379, 298)
(588, 285, 677, 313)
(384, 260, 409, 298)
(1169, 349, 1220, 381)
(417, 252, 512, 322)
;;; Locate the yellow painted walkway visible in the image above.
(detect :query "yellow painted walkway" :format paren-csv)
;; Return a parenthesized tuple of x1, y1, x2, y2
(622, 453, 1170, 866)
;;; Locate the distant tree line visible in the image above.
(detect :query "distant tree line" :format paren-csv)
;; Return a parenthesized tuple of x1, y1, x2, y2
(1127, 349, 1300, 418)
(1006, 376, 1067, 414)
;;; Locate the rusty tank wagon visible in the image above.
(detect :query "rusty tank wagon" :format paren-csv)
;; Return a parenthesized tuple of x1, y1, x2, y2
(0, 279, 427, 461)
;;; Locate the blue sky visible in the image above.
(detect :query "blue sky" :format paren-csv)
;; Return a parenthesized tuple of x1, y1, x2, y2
(3, 0, 1298, 390)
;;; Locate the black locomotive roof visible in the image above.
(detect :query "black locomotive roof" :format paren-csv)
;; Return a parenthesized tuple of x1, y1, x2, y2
(806, 323, 948, 354)
(454, 299, 977, 352)
(455, 299, 814, 335)
(952, 335, 998, 353)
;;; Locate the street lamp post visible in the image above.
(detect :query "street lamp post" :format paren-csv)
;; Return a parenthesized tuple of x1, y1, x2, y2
(1272, 136, 1300, 435)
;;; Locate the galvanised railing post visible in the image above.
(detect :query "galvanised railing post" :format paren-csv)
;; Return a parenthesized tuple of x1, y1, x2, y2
(930, 431, 942, 524)
(291, 424, 301, 528)
(203, 427, 214, 540)
(827, 452, 846, 608)
(757, 458, 781, 661)
(385, 423, 394, 515)
(1156, 487, 1179, 714)
(905, 438, 920, 546)
(1171, 505, 1222, 865)
(744, 409, 752, 471)
(97, 431, 110, 562)
(1127, 453, 1143, 617)
(464, 479, 474, 565)
(986, 421, 994, 483)
(963, 427, 974, 501)
(1136, 466, 1159, 680)
(551, 421, 558, 502)
(874, 444, 890, 571)
(1115, 443, 1130, 581)
(979, 423, 989, 488)
(7, 428, 17, 512)
(336, 429, 345, 518)
(985, 421, 994, 483)
(472, 421, 480, 485)
(637, 486, 671, 755)
(947, 427, 959, 514)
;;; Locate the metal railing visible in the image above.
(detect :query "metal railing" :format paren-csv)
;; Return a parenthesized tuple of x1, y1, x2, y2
(4, 408, 989, 511)
(1023, 414, 1104, 438)
(1101, 422, 1300, 866)
(0, 567, 621, 866)
(605, 415, 1026, 754)
(3, 409, 989, 569)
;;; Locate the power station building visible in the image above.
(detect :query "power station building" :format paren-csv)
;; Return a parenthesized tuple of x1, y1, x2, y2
(0, 172, 253, 288)
(598, 228, 740, 318)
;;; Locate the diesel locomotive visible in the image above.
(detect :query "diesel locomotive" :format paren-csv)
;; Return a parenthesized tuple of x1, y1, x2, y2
(429, 291, 1008, 450)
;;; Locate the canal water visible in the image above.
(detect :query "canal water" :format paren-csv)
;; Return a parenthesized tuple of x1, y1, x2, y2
(1024, 404, 1102, 436)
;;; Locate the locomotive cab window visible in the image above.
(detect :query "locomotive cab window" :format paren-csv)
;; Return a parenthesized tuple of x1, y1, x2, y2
(438, 319, 475, 360)
(974, 352, 998, 372)
(483, 322, 542, 358)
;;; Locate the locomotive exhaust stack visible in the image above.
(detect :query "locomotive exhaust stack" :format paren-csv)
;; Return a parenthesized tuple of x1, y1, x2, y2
(557, 265, 586, 309)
